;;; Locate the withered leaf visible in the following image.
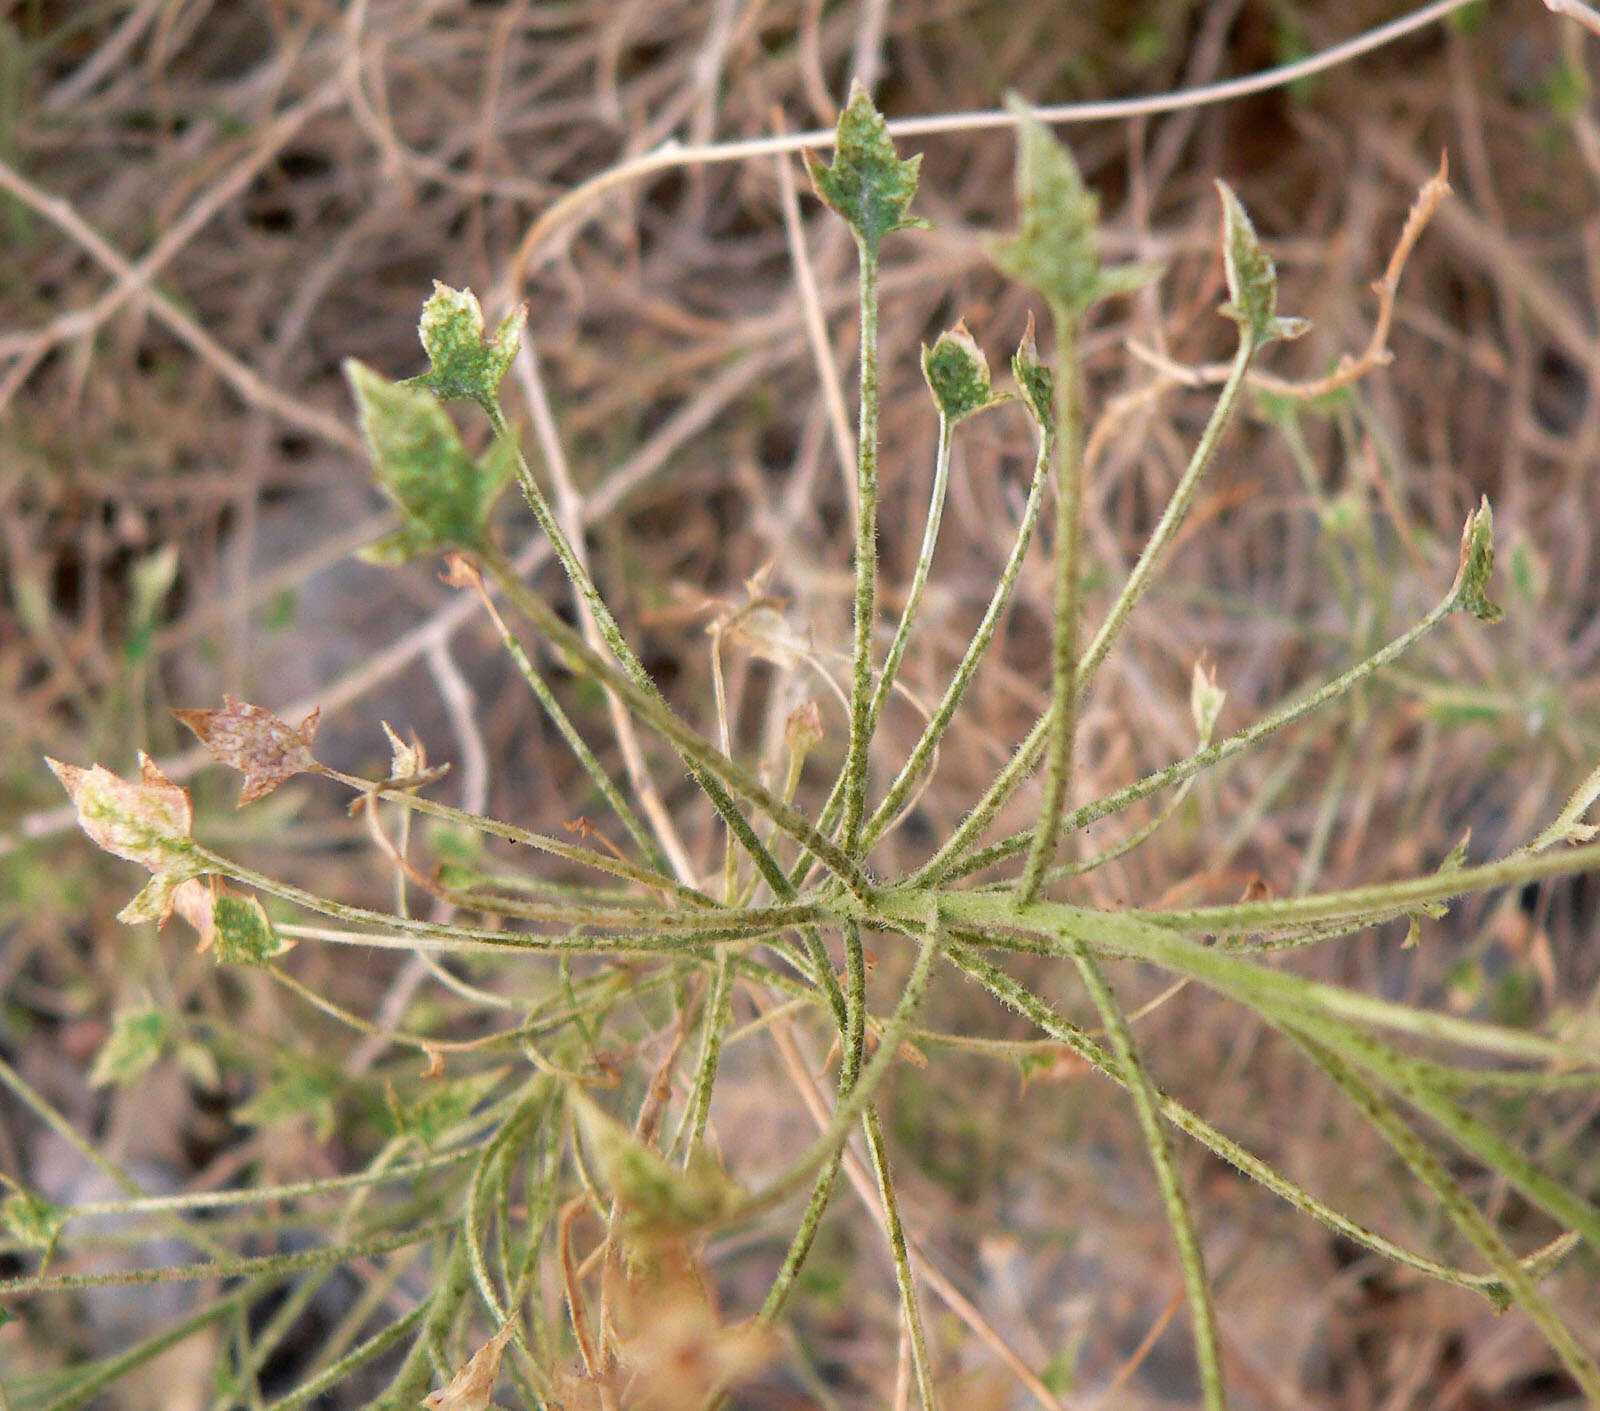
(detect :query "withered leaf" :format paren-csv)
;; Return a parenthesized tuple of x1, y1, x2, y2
(172, 695, 321, 805)
(421, 1318, 518, 1411)
(47, 753, 203, 926)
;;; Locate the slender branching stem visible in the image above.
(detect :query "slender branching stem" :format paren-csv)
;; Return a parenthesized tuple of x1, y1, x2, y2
(869, 411, 953, 732)
(922, 334, 1258, 886)
(1021, 307, 1086, 902)
(842, 242, 883, 857)
(482, 550, 874, 900)
(918, 557, 1464, 885)
(1061, 939, 1224, 1410)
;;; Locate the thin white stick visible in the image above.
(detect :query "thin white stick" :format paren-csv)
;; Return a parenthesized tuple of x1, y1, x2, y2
(503, 0, 1479, 293)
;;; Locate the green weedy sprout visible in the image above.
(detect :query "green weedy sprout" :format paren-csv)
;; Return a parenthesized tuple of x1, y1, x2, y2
(987, 98, 1158, 317)
(1455, 496, 1506, 624)
(1009, 314, 1055, 435)
(25, 80, 1600, 1411)
(1215, 180, 1312, 348)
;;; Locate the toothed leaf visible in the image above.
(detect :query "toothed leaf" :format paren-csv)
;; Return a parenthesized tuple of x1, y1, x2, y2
(211, 893, 294, 967)
(989, 101, 1154, 318)
(804, 81, 925, 250)
(346, 361, 506, 553)
(47, 754, 204, 925)
(1216, 182, 1310, 346)
(1454, 497, 1504, 624)
(410, 282, 526, 414)
(921, 322, 1001, 422)
(572, 1093, 743, 1243)
(172, 696, 320, 805)
(1010, 315, 1056, 435)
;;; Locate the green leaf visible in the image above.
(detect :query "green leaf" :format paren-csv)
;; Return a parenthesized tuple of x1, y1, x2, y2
(804, 80, 926, 250)
(388, 1066, 510, 1148)
(989, 99, 1158, 318)
(211, 893, 294, 966)
(409, 282, 527, 414)
(1010, 314, 1055, 435)
(920, 322, 1002, 422)
(89, 1005, 170, 1088)
(1, 1188, 67, 1260)
(346, 360, 507, 554)
(571, 1092, 743, 1244)
(234, 1063, 337, 1141)
(1215, 182, 1310, 347)
(1454, 497, 1504, 624)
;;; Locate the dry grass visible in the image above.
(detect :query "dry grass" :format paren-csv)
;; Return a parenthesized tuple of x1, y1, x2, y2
(3, 2, 1600, 1407)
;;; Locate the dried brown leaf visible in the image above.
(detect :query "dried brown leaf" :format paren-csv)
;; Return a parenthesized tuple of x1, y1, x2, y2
(172, 695, 321, 805)
(420, 1318, 517, 1411)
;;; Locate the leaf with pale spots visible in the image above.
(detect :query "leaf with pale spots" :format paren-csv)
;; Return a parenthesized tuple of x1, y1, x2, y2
(572, 1092, 743, 1244)
(172, 695, 321, 805)
(47, 753, 204, 925)
(1, 1188, 66, 1260)
(411, 282, 527, 414)
(1216, 182, 1310, 347)
(1010, 313, 1055, 436)
(210, 892, 294, 966)
(89, 1005, 170, 1088)
(921, 322, 1004, 423)
(346, 361, 510, 555)
(989, 100, 1158, 319)
(804, 80, 926, 251)
(1453, 497, 1504, 625)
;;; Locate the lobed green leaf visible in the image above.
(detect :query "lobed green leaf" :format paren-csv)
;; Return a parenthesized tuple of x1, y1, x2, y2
(804, 80, 926, 250)
(346, 360, 509, 555)
(989, 99, 1157, 318)
(409, 282, 527, 414)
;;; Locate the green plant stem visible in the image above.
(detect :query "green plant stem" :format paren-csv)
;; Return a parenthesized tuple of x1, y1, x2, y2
(262, 1303, 429, 1411)
(0, 1220, 450, 1296)
(1283, 1028, 1600, 1397)
(481, 550, 873, 901)
(680, 948, 735, 1161)
(920, 557, 1466, 884)
(841, 242, 883, 857)
(939, 939, 1557, 1307)
(1021, 307, 1087, 902)
(318, 768, 705, 906)
(1059, 936, 1224, 1410)
(793, 407, 1051, 882)
(869, 410, 953, 733)
(453, 564, 667, 872)
(1292, 1015, 1600, 1252)
(920, 336, 1257, 886)
(860, 413, 1054, 849)
(863, 1105, 938, 1409)
(199, 845, 815, 955)
(734, 929, 940, 1225)
(919, 884, 1600, 1067)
